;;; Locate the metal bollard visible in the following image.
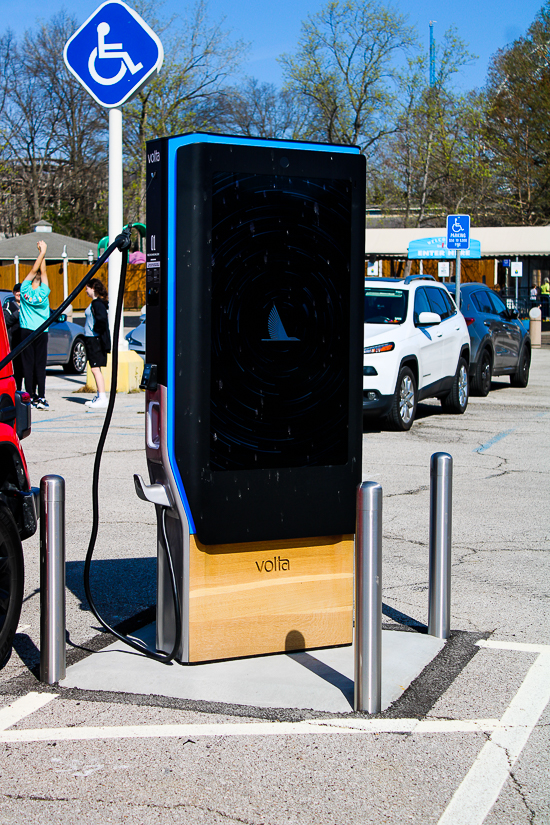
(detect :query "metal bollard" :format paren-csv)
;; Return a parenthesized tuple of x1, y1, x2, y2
(428, 453, 452, 639)
(40, 475, 66, 683)
(354, 481, 382, 713)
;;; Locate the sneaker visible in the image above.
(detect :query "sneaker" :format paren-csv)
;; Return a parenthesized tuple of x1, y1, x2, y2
(31, 395, 39, 407)
(86, 396, 109, 411)
(35, 398, 49, 410)
(85, 395, 99, 407)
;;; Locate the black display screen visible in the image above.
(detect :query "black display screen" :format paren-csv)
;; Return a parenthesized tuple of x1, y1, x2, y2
(209, 171, 351, 471)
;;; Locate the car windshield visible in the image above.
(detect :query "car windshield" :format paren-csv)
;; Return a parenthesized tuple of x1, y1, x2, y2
(364, 288, 408, 324)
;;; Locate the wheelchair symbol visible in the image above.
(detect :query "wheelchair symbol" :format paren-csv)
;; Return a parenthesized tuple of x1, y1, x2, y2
(452, 218, 463, 232)
(88, 22, 143, 86)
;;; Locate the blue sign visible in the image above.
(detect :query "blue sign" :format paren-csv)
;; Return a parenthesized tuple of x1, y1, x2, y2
(63, 1, 163, 108)
(408, 237, 481, 260)
(446, 214, 470, 250)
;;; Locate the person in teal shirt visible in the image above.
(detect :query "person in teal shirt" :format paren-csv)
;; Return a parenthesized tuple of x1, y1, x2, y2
(19, 240, 51, 409)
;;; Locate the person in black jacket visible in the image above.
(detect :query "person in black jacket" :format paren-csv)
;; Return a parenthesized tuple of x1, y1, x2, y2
(83, 278, 111, 411)
(2, 284, 23, 390)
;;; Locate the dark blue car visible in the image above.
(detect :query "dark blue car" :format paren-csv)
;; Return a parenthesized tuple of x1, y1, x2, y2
(446, 283, 531, 396)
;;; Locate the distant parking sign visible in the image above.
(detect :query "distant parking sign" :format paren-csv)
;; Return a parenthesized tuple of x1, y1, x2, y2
(63, 0, 163, 108)
(446, 214, 470, 250)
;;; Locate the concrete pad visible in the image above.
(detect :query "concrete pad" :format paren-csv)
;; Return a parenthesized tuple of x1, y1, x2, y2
(61, 626, 444, 713)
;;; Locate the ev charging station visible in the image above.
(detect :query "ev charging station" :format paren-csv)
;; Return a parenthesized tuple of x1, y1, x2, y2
(140, 133, 366, 663)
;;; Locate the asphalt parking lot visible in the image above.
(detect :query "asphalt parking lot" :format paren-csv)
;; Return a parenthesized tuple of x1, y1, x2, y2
(0, 349, 549, 824)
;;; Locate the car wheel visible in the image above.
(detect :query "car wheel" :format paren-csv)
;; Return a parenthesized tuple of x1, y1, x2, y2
(471, 349, 492, 396)
(0, 505, 24, 669)
(63, 338, 87, 374)
(510, 347, 530, 388)
(389, 367, 417, 431)
(441, 357, 469, 414)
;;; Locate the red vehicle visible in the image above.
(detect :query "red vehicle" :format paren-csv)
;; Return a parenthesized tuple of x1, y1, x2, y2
(0, 310, 36, 667)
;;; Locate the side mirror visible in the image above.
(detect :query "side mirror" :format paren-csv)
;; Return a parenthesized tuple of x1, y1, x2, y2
(506, 308, 518, 320)
(417, 311, 441, 326)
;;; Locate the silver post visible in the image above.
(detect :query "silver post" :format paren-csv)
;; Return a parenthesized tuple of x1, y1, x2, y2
(428, 453, 452, 639)
(354, 481, 382, 713)
(40, 475, 66, 683)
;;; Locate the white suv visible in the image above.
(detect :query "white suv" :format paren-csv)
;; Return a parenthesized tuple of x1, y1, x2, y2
(363, 275, 470, 430)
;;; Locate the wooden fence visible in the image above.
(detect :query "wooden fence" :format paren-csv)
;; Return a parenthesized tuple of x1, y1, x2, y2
(370, 258, 498, 284)
(0, 262, 146, 310)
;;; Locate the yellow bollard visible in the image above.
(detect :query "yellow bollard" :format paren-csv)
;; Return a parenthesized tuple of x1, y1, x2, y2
(81, 351, 144, 393)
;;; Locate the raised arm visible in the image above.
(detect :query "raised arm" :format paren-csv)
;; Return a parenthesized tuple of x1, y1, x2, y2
(24, 240, 48, 282)
(39, 242, 48, 287)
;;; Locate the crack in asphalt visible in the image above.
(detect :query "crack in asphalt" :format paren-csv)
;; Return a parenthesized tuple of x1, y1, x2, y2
(510, 770, 537, 825)
(383, 534, 428, 548)
(386, 485, 429, 498)
(487, 736, 538, 825)
(484, 468, 536, 479)
(143, 804, 266, 824)
(2, 794, 265, 823)
(3, 793, 72, 802)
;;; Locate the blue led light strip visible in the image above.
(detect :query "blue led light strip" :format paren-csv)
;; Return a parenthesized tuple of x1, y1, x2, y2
(166, 133, 360, 534)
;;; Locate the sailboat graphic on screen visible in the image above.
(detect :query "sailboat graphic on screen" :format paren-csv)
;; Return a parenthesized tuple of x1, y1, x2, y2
(262, 305, 300, 341)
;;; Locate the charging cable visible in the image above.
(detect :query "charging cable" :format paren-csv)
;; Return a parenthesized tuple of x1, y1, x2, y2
(0, 227, 182, 663)
(83, 232, 182, 663)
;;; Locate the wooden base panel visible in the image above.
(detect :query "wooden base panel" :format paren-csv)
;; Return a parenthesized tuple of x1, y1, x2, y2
(188, 534, 354, 662)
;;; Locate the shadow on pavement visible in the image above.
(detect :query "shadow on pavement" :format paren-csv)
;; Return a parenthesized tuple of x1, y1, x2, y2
(12, 633, 41, 676)
(66, 558, 156, 628)
(63, 396, 89, 405)
(382, 603, 427, 631)
(285, 630, 354, 708)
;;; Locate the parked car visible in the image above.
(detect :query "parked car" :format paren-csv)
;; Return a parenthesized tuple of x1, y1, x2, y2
(0, 306, 37, 667)
(125, 311, 145, 356)
(1, 293, 87, 374)
(446, 283, 531, 395)
(363, 275, 470, 430)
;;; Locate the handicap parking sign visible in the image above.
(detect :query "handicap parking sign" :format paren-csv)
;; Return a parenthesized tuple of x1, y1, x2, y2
(446, 214, 470, 250)
(63, 0, 163, 108)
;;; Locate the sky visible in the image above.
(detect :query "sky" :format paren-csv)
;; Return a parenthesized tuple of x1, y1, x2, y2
(2, 0, 546, 91)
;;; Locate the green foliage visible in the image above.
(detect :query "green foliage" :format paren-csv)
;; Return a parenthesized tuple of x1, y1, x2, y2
(374, 28, 485, 226)
(123, 0, 247, 222)
(2, 0, 550, 234)
(482, 2, 550, 224)
(280, 0, 415, 152)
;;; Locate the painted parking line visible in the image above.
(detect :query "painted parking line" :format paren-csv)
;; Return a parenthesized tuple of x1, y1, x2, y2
(438, 642, 550, 825)
(0, 718, 502, 743)
(2, 641, 548, 825)
(0, 693, 57, 731)
(477, 639, 550, 653)
(473, 428, 516, 453)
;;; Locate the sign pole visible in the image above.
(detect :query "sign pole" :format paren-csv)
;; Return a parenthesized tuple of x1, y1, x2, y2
(108, 107, 124, 352)
(455, 250, 461, 310)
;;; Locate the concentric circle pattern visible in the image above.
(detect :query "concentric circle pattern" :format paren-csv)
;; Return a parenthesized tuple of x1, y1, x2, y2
(209, 171, 352, 471)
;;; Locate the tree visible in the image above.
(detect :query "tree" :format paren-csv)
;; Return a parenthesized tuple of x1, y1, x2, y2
(0, 13, 107, 239)
(483, 2, 550, 224)
(221, 78, 310, 140)
(279, 0, 415, 155)
(123, 0, 246, 222)
(376, 28, 483, 227)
